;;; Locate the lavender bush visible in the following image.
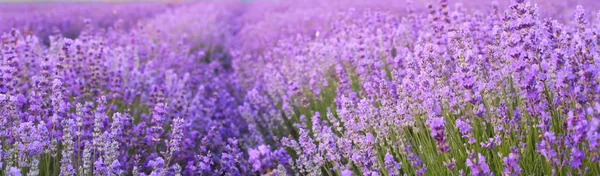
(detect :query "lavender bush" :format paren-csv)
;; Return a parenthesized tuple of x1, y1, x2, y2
(0, 0, 599, 175)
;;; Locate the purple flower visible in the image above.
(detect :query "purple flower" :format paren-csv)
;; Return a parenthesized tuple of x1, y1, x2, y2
(405, 144, 426, 176)
(258, 145, 270, 155)
(444, 159, 456, 170)
(168, 117, 184, 154)
(147, 157, 165, 175)
(574, 5, 587, 29)
(384, 153, 401, 175)
(248, 148, 262, 172)
(60, 119, 76, 176)
(503, 147, 521, 176)
(298, 128, 320, 163)
(588, 117, 600, 152)
(341, 169, 353, 176)
(455, 118, 476, 144)
(221, 138, 244, 175)
(427, 117, 450, 153)
(537, 131, 559, 166)
(197, 152, 213, 173)
(569, 147, 585, 169)
(567, 110, 588, 146)
(480, 136, 501, 149)
(8, 166, 21, 176)
(276, 164, 288, 176)
(466, 153, 491, 176)
(249, 148, 260, 161)
(110, 160, 122, 175)
(0, 145, 3, 167)
(94, 158, 106, 175)
(147, 103, 166, 145)
(184, 160, 197, 175)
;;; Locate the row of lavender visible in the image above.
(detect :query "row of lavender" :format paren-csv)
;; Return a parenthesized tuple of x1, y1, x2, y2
(0, 1, 277, 175)
(1, 0, 600, 175)
(232, 0, 600, 175)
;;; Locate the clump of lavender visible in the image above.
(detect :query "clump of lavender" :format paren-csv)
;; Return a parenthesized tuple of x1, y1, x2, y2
(466, 152, 491, 176)
(503, 147, 521, 176)
(384, 153, 401, 176)
(455, 117, 476, 144)
(427, 117, 450, 153)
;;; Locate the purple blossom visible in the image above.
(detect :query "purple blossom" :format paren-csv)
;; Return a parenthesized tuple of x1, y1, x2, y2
(60, 119, 76, 176)
(427, 117, 450, 153)
(444, 159, 456, 171)
(197, 152, 213, 173)
(456, 118, 476, 144)
(248, 148, 262, 171)
(588, 117, 600, 153)
(384, 153, 401, 175)
(168, 117, 184, 154)
(148, 103, 166, 145)
(537, 131, 559, 166)
(341, 169, 353, 176)
(221, 138, 245, 175)
(503, 147, 521, 176)
(466, 153, 491, 176)
(8, 166, 22, 176)
(569, 147, 585, 169)
(480, 136, 501, 149)
(405, 144, 426, 176)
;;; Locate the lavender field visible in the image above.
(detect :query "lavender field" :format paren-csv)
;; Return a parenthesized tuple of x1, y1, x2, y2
(0, 0, 599, 175)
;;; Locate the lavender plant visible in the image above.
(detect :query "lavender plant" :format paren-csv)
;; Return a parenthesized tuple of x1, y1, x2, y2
(1, 0, 599, 176)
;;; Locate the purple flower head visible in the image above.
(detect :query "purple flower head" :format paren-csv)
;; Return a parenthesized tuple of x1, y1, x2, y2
(427, 117, 450, 153)
(148, 157, 165, 170)
(569, 147, 585, 169)
(574, 5, 587, 30)
(168, 117, 184, 154)
(406, 146, 426, 176)
(567, 111, 588, 146)
(258, 144, 270, 155)
(537, 131, 559, 165)
(341, 169, 353, 176)
(456, 118, 476, 144)
(147, 103, 166, 145)
(588, 117, 600, 152)
(276, 164, 288, 176)
(503, 147, 521, 176)
(248, 148, 260, 161)
(197, 152, 213, 172)
(384, 153, 401, 175)
(466, 153, 491, 176)
(480, 136, 501, 149)
(444, 159, 456, 170)
(221, 138, 244, 175)
(8, 166, 21, 176)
